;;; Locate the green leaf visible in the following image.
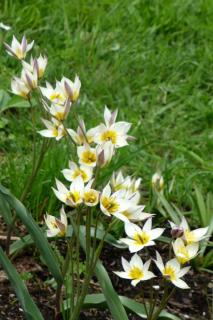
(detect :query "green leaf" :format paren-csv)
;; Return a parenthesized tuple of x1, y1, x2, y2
(77, 226, 129, 320)
(0, 94, 31, 113)
(64, 294, 181, 320)
(9, 234, 34, 257)
(0, 247, 44, 320)
(157, 193, 180, 224)
(0, 184, 63, 284)
(194, 186, 207, 227)
(0, 192, 13, 226)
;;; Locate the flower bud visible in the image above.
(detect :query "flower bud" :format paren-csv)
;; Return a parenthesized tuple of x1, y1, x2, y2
(152, 172, 164, 192)
(171, 226, 184, 239)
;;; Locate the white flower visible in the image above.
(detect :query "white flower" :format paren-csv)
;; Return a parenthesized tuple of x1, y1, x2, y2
(121, 219, 164, 252)
(5, 35, 34, 59)
(43, 99, 71, 121)
(21, 67, 38, 90)
(11, 76, 30, 99)
(83, 179, 100, 207)
(152, 172, 164, 192)
(40, 81, 66, 105)
(38, 118, 65, 141)
(114, 254, 155, 286)
(0, 22, 11, 31)
(97, 141, 115, 168)
(170, 216, 208, 245)
(100, 184, 130, 222)
(93, 106, 131, 148)
(120, 204, 153, 222)
(111, 171, 141, 203)
(154, 252, 190, 289)
(52, 176, 84, 207)
(67, 120, 97, 145)
(45, 206, 67, 237)
(59, 75, 81, 102)
(22, 55, 47, 78)
(77, 145, 97, 167)
(62, 161, 93, 183)
(173, 238, 199, 264)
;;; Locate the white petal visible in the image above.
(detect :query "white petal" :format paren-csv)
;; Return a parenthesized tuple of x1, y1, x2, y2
(143, 218, 152, 231)
(113, 271, 130, 279)
(121, 257, 131, 272)
(172, 279, 189, 289)
(130, 254, 143, 269)
(150, 228, 165, 240)
(177, 266, 190, 278)
(124, 222, 142, 238)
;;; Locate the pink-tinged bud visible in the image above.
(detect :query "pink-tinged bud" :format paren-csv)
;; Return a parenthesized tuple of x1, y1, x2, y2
(64, 81, 73, 101)
(171, 226, 184, 239)
(97, 149, 105, 167)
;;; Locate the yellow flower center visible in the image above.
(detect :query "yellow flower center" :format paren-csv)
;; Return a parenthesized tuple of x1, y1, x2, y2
(129, 266, 144, 280)
(102, 196, 119, 213)
(184, 230, 196, 244)
(38, 68, 44, 78)
(50, 92, 63, 102)
(84, 191, 98, 204)
(122, 210, 131, 218)
(52, 127, 59, 137)
(163, 266, 176, 280)
(67, 191, 81, 204)
(72, 90, 79, 102)
(176, 245, 190, 264)
(81, 150, 96, 165)
(133, 232, 150, 245)
(55, 111, 65, 121)
(72, 169, 88, 182)
(15, 47, 24, 59)
(101, 130, 117, 144)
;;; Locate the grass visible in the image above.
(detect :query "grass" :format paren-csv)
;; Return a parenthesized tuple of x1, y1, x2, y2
(0, 0, 213, 221)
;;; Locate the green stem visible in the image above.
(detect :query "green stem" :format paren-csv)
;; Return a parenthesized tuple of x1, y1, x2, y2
(55, 242, 71, 319)
(151, 284, 175, 320)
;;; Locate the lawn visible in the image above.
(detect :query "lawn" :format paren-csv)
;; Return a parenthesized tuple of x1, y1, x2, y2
(0, 0, 212, 319)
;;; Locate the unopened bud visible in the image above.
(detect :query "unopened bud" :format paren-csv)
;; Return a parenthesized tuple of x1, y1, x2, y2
(152, 172, 164, 192)
(171, 226, 184, 239)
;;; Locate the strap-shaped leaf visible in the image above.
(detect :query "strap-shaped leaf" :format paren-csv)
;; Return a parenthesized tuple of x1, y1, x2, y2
(0, 247, 44, 320)
(0, 192, 13, 226)
(63, 293, 181, 320)
(0, 184, 63, 284)
(77, 227, 129, 320)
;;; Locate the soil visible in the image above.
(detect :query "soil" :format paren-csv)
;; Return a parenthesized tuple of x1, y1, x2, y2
(0, 235, 212, 320)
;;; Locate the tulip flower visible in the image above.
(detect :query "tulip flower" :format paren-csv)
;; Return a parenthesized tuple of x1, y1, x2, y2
(169, 216, 208, 245)
(173, 238, 199, 264)
(83, 180, 100, 207)
(97, 141, 115, 168)
(154, 252, 190, 289)
(22, 55, 47, 78)
(59, 75, 81, 102)
(62, 161, 93, 183)
(121, 219, 164, 252)
(152, 172, 164, 192)
(94, 106, 131, 148)
(21, 68, 38, 90)
(38, 118, 66, 141)
(121, 204, 153, 222)
(11, 76, 31, 99)
(5, 35, 34, 60)
(52, 176, 84, 207)
(67, 120, 97, 145)
(77, 145, 97, 167)
(45, 207, 67, 237)
(43, 99, 71, 122)
(40, 81, 66, 105)
(114, 254, 155, 286)
(100, 184, 130, 222)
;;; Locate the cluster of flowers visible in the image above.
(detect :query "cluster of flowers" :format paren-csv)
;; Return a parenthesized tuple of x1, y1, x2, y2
(115, 215, 208, 289)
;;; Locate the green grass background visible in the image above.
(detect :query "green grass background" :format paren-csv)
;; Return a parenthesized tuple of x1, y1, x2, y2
(0, 0, 213, 220)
